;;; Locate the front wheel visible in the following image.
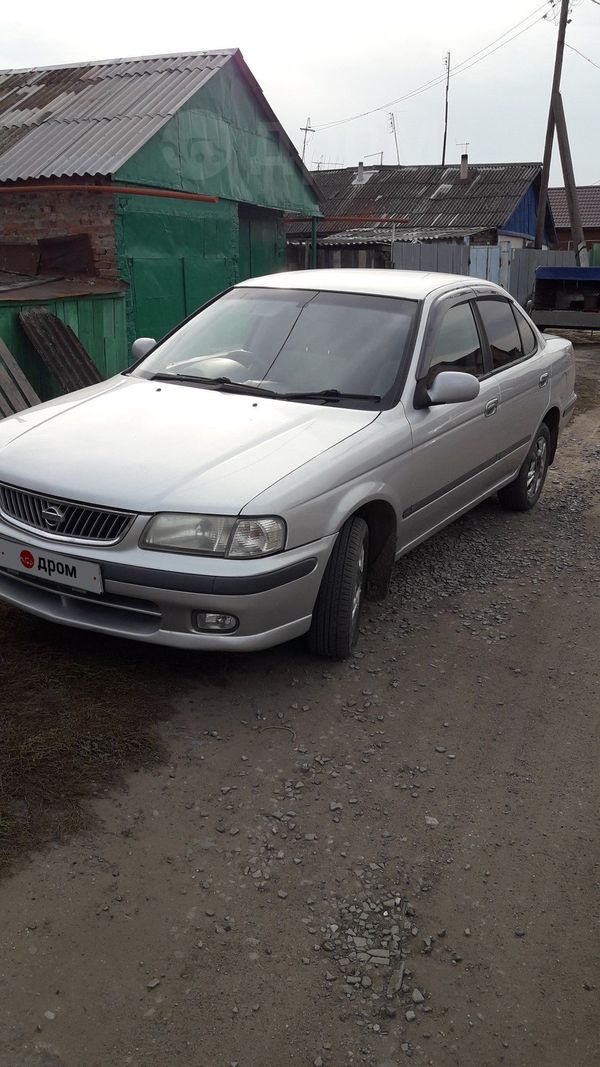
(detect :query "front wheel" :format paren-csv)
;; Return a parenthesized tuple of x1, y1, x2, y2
(308, 516, 368, 659)
(498, 423, 551, 512)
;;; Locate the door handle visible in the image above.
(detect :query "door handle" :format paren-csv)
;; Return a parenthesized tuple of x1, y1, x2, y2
(539, 372, 549, 388)
(485, 398, 499, 417)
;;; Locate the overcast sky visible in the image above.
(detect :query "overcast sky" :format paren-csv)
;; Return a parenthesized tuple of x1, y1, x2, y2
(2, 0, 599, 184)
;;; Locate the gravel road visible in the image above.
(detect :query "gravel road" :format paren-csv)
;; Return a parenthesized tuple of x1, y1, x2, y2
(0, 348, 598, 1067)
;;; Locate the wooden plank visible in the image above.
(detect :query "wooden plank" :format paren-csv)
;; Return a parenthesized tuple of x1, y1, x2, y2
(92, 299, 107, 377)
(0, 338, 40, 406)
(103, 336, 119, 378)
(0, 387, 14, 418)
(0, 364, 28, 413)
(63, 300, 80, 335)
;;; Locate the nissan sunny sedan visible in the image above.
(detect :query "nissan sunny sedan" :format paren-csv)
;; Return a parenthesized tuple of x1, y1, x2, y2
(0, 269, 576, 658)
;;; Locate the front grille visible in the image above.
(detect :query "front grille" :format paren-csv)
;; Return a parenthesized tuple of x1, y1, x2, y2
(0, 483, 135, 543)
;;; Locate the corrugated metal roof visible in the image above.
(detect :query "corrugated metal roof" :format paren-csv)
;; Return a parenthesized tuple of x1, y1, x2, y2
(548, 186, 600, 229)
(317, 225, 482, 246)
(287, 163, 547, 237)
(0, 51, 236, 181)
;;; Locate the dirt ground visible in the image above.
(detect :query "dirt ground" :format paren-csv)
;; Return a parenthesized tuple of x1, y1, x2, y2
(0, 346, 598, 1067)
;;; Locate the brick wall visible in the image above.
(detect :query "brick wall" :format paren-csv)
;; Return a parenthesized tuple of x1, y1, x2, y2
(0, 180, 118, 279)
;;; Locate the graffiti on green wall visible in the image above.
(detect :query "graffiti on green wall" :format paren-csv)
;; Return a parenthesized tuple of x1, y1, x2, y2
(115, 63, 320, 216)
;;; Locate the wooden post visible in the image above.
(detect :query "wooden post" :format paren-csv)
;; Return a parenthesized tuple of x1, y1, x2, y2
(552, 92, 589, 266)
(311, 216, 318, 268)
(535, 0, 570, 248)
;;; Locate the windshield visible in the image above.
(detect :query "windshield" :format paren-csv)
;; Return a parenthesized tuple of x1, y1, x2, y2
(132, 287, 418, 406)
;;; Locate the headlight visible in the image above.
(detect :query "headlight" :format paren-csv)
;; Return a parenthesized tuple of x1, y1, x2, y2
(140, 514, 286, 557)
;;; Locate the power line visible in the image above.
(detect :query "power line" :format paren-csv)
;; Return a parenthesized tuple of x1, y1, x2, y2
(313, 2, 552, 131)
(565, 41, 600, 68)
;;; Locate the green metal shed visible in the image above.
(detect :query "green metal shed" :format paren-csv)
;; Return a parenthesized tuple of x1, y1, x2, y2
(0, 50, 321, 396)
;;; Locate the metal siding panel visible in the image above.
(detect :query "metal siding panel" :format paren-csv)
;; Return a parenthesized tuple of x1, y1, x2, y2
(508, 248, 576, 304)
(117, 64, 319, 214)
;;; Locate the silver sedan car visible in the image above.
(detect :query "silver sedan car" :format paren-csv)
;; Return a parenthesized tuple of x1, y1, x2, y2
(0, 270, 576, 657)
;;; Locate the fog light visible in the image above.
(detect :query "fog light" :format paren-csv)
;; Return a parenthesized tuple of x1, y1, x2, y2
(193, 611, 239, 634)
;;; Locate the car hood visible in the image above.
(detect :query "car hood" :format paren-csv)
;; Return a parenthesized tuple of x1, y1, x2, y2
(0, 376, 378, 513)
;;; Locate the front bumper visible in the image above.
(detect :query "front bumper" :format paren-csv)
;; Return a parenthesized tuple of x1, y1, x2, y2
(0, 517, 335, 651)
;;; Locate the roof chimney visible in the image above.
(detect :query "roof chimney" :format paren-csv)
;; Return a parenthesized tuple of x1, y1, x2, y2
(357, 160, 364, 184)
(460, 152, 469, 180)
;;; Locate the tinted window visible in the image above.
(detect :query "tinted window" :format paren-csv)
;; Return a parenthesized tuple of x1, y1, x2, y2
(477, 299, 523, 370)
(429, 302, 484, 377)
(513, 305, 538, 357)
(133, 288, 418, 406)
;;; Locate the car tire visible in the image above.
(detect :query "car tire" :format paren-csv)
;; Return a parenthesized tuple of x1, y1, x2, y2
(308, 516, 369, 659)
(498, 423, 551, 512)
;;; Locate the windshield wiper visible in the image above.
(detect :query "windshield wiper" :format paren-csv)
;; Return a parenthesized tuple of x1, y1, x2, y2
(279, 388, 381, 403)
(150, 372, 276, 397)
(149, 375, 379, 404)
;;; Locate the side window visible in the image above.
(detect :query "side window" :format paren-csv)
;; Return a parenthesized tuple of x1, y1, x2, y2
(429, 302, 485, 378)
(477, 298, 523, 370)
(513, 305, 538, 357)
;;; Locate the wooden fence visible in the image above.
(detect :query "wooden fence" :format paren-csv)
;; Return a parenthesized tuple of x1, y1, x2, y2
(392, 241, 576, 304)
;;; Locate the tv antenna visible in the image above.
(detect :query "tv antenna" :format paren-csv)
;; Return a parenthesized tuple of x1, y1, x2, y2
(300, 117, 314, 162)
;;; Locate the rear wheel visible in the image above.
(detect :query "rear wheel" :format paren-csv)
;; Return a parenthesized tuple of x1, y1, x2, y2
(498, 423, 550, 512)
(308, 516, 368, 659)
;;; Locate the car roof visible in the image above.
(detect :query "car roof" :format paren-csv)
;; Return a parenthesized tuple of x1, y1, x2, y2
(236, 268, 501, 301)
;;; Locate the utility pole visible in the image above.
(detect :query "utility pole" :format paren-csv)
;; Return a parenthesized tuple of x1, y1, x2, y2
(553, 92, 588, 263)
(300, 117, 314, 163)
(535, 0, 588, 263)
(535, 0, 569, 247)
(388, 112, 400, 165)
(441, 52, 450, 167)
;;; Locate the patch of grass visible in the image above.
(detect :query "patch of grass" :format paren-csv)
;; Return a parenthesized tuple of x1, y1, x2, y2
(0, 605, 189, 874)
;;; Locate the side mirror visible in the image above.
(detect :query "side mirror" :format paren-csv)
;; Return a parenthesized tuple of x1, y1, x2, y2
(425, 370, 480, 406)
(131, 337, 156, 361)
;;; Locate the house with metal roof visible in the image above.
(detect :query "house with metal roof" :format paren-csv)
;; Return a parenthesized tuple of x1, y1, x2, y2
(287, 158, 555, 269)
(0, 50, 320, 397)
(548, 186, 600, 252)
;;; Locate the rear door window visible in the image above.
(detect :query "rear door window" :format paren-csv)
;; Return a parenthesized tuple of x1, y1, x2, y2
(476, 298, 523, 370)
(429, 302, 485, 378)
(513, 305, 538, 357)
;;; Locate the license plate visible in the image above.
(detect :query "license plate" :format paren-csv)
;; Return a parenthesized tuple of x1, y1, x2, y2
(0, 537, 103, 594)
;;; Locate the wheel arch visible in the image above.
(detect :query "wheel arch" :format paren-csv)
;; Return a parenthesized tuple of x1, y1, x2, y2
(352, 498, 397, 600)
(543, 406, 561, 464)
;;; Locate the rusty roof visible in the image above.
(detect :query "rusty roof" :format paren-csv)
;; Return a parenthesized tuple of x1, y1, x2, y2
(287, 162, 553, 238)
(0, 50, 319, 197)
(548, 186, 600, 229)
